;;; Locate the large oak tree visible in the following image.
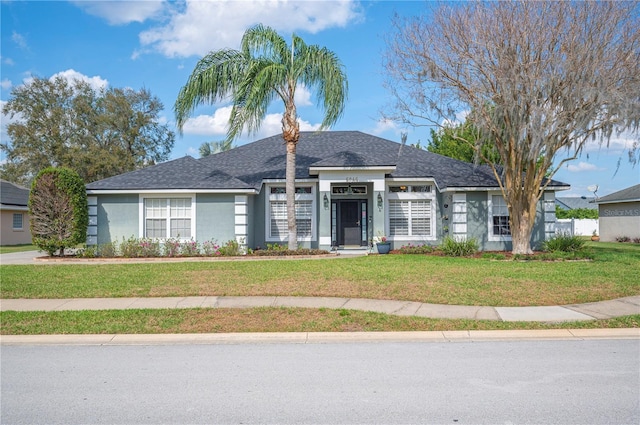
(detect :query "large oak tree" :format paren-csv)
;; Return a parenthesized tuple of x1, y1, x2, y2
(384, 1, 639, 254)
(2, 76, 175, 185)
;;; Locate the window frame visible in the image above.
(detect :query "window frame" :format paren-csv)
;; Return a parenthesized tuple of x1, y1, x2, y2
(138, 194, 196, 241)
(12, 213, 24, 231)
(386, 183, 436, 241)
(487, 192, 512, 241)
(265, 185, 316, 242)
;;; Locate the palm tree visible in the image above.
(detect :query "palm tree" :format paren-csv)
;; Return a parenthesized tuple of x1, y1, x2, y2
(199, 140, 235, 157)
(175, 24, 348, 250)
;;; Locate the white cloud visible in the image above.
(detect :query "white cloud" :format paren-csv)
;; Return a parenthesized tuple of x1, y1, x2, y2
(186, 146, 198, 157)
(72, 0, 166, 25)
(139, 0, 362, 58)
(370, 118, 398, 135)
(181, 106, 233, 136)
(1, 56, 15, 66)
(50, 69, 109, 92)
(11, 32, 28, 50)
(566, 161, 605, 172)
(180, 106, 321, 138)
(1, 79, 12, 90)
(294, 84, 313, 107)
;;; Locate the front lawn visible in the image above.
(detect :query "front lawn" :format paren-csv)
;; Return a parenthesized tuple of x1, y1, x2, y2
(1, 242, 638, 307)
(0, 244, 38, 254)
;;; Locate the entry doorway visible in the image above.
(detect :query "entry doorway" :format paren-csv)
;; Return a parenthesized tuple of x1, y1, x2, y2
(332, 199, 368, 247)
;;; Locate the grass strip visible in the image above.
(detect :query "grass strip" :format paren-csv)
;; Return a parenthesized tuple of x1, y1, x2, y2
(0, 244, 38, 254)
(1, 308, 638, 335)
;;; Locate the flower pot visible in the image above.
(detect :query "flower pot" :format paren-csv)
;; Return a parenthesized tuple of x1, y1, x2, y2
(591, 235, 600, 241)
(376, 242, 391, 254)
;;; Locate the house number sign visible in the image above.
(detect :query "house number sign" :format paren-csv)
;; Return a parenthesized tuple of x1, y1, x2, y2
(346, 177, 359, 182)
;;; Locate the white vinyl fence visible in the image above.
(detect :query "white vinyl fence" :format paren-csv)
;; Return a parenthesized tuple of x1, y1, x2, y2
(555, 219, 598, 236)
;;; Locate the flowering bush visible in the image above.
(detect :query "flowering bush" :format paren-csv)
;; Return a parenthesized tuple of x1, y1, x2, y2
(202, 240, 221, 256)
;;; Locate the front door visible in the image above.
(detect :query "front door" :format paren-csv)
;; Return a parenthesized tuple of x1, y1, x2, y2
(332, 200, 367, 247)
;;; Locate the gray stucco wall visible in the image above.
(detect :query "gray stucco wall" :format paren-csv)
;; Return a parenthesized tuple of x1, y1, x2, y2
(97, 194, 139, 245)
(465, 192, 547, 251)
(195, 194, 236, 244)
(598, 201, 640, 242)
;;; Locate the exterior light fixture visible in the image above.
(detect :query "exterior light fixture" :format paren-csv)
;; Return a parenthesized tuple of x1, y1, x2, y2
(323, 193, 329, 209)
(377, 193, 383, 210)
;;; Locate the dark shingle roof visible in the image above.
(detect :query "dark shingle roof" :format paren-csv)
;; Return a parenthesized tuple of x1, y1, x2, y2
(86, 156, 252, 190)
(86, 131, 568, 191)
(556, 197, 597, 210)
(0, 179, 29, 206)
(595, 184, 640, 204)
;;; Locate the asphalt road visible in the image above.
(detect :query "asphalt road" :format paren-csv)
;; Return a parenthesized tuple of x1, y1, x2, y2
(2, 339, 638, 424)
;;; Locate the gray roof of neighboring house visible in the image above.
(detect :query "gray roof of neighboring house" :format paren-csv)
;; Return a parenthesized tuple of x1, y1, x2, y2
(595, 184, 640, 204)
(0, 179, 30, 207)
(555, 197, 597, 210)
(86, 131, 568, 191)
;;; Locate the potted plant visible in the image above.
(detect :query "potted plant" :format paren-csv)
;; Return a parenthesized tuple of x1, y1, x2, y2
(374, 234, 391, 254)
(591, 230, 600, 242)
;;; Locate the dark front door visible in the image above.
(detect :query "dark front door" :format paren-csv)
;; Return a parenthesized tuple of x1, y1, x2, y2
(333, 200, 367, 247)
(341, 201, 360, 246)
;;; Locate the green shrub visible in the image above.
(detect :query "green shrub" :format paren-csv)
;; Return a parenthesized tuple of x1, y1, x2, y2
(440, 237, 479, 257)
(397, 243, 434, 254)
(28, 167, 88, 256)
(98, 241, 117, 258)
(120, 236, 143, 258)
(542, 232, 586, 252)
(218, 239, 241, 256)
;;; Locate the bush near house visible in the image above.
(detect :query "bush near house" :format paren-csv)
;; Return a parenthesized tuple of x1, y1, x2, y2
(28, 167, 88, 256)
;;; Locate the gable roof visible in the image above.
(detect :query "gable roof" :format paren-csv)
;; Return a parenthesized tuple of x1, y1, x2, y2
(0, 179, 30, 207)
(87, 131, 568, 192)
(595, 184, 640, 204)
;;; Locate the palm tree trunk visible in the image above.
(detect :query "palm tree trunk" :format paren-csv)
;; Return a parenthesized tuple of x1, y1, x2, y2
(285, 143, 297, 250)
(283, 97, 300, 250)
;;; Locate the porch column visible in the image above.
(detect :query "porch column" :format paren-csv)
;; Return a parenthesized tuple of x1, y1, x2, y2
(318, 180, 332, 250)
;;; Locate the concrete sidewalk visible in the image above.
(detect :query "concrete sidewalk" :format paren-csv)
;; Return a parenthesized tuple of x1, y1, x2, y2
(2, 295, 639, 322)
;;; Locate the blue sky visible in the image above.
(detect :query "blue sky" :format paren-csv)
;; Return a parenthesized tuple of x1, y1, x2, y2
(1, 0, 638, 197)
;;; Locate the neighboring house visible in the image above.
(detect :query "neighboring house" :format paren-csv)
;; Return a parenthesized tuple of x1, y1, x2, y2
(0, 179, 32, 246)
(594, 184, 640, 242)
(85, 131, 569, 252)
(555, 196, 597, 211)
(554, 196, 598, 237)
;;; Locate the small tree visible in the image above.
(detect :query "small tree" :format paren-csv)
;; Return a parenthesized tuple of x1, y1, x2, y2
(29, 168, 88, 256)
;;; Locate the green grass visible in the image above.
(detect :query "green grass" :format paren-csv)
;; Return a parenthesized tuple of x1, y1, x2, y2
(1, 241, 638, 307)
(1, 308, 638, 335)
(0, 244, 38, 254)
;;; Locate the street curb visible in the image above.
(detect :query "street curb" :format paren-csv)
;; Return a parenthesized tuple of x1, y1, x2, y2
(2, 328, 638, 346)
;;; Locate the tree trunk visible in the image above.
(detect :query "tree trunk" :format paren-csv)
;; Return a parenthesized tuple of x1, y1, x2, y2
(282, 96, 300, 251)
(507, 185, 539, 255)
(285, 142, 297, 250)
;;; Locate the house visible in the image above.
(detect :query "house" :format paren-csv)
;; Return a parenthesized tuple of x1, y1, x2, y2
(555, 196, 597, 211)
(0, 179, 32, 246)
(594, 184, 640, 242)
(85, 131, 569, 252)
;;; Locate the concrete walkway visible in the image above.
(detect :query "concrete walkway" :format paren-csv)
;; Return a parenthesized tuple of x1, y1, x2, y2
(2, 295, 639, 323)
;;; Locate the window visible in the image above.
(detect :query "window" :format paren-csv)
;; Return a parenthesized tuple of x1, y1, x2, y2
(490, 194, 511, 237)
(390, 185, 431, 193)
(388, 200, 432, 237)
(144, 198, 192, 239)
(332, 186, 367, 194)
(12, 213, 23, 230)
(267, 186, 315, 240)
